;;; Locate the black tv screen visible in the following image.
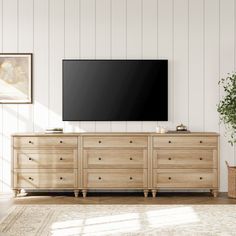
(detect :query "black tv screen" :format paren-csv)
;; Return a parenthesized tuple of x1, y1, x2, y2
(63, 60, 168, 121)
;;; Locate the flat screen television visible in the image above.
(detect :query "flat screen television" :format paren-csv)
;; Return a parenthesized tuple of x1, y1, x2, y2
(63, 60, 168, 121)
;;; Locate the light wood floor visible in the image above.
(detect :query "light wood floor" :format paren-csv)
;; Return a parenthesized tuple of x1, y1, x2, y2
(1, 192, 236, 221)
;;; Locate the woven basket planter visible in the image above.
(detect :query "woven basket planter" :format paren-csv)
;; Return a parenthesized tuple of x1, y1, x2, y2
(226, 161, 236, 198)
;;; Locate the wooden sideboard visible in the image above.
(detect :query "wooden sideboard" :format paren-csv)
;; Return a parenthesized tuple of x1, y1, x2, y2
(11, 132, 219, 197)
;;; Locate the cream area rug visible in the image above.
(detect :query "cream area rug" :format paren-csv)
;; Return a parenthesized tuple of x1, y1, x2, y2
(0, 205, 236, 236)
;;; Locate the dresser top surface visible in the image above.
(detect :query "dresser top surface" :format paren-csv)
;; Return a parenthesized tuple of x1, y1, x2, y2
(12, 132, 219, 137)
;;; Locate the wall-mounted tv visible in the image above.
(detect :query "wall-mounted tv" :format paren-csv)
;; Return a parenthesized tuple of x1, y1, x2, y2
(63, 60, 168, 121)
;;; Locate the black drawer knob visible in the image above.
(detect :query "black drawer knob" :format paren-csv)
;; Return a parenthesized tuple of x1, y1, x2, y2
(168, 157, 172, 160)
(60, 157, 63, 160)
(130, 157, 133, 160)
(130, 177, 133, 180)
(129, 140, 133, 143)
(199, 157, 203, 160)
(168, 177, 172, 180)
(60, 177, 63, 180)
(168, 140, 171, 143)
(98, 177, 102, 180)
(98, 157, 102, 160)
(28, 177, 33, 180)
(98, 140, 102, 143)
(29, 157, 32, 161)
(199, 140, 203, 143)
(60, 140, 63, 143)
(200, 177, 203, 180)
(29, 140, 32, 144)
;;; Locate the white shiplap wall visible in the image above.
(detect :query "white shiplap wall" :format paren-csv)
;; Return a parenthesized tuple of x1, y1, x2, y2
(0, 0, 235, 192)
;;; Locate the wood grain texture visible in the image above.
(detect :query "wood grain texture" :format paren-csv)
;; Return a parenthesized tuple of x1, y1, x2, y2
(153, 168, 216, 188)
(83, 136, 148, 148)
(14, 149, 78, 169)
(13, 169, 77, 189)
(83, 169, 148, 189)
(14, 136, 78, 148)
(153, 149, 215, 169)
(83, 149, 147, 169)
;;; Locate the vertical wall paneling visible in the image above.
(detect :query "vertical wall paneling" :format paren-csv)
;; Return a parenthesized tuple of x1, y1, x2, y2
(64, 0, 81, 132)
(0, 0, 3, 192)
(79, 0, 96, 132)
(110, 0, 127, 132)
(157, 0, 173, 130)
(220, 0, 235, 191)
(142, 0, 158, 132)
(204, 0, 219, 132)
(188, 0, 204, 131)
(48, 0, 64, 128)
(34, 0, 49, 132)
(173, 0, 189, 128)
(95, 0, 111, 132)
(2, 0, 18, 192)
(126, 0, 142, 132)
(18, 0, 34, 132)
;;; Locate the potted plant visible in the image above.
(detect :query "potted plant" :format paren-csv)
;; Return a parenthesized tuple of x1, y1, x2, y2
(217, 72, 236, 198)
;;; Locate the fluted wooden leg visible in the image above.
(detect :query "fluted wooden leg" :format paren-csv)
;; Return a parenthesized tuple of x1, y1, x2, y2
(74, 190, 79, 198)
(13, 189, 18, 198)
(212, 189, 218, 198)
(143, 190, 149, 198)
(82, 190, 87, 198)
(152, 190, 157, 198)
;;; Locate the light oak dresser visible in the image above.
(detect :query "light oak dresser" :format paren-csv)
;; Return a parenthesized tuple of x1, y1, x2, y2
(12, 132, 219, 197)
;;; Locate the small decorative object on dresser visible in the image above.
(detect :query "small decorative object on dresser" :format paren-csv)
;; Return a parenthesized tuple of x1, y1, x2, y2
(176, 123, 188, 131)
(11, 132, 219, 198)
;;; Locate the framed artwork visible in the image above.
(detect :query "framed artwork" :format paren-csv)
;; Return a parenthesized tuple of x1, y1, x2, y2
(0, 53, 32, 103)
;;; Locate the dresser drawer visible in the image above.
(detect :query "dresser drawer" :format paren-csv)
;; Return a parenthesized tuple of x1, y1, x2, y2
(83, 169, 147, 188)
(14, 137, 78, 148)
(13, 169, 77, 189)
(153, 136, 218, 148)
(153, 149, 217, 169)
(14, 149, 77, 169)
(83, 149, 147, 168)
(153, 169, 217, 188)
(83, 136, 147, 148)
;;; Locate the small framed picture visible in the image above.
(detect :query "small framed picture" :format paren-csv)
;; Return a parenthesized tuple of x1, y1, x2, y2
(0, 53, 32, 103)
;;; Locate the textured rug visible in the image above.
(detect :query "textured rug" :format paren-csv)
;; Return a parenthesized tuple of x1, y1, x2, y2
(0, 205, 236, 236)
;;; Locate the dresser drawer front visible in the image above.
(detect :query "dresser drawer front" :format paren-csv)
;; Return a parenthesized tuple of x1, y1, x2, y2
(83, 136, 147, 148)
(153, 149, 217, 169)
(14, 169, 77, 189)
(14, 149, 77, 169)
(153, 136, 218, 148)
(83, 149, 147, 168)
(153, 169, 217, 188)
(83, 169, 147, 188)
(14, 137, 78, 148)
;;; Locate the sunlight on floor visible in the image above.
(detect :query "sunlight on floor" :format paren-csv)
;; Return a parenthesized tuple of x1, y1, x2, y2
(50, 206, 199, 235)
(51, 212, 140, 235)
(146, 206, 199, 228)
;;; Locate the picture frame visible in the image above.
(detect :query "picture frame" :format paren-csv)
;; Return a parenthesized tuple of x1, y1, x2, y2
(0, 53, 32, 104)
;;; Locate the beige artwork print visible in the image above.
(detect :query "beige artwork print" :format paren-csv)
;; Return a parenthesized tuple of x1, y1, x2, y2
(0, 55, 31, 102)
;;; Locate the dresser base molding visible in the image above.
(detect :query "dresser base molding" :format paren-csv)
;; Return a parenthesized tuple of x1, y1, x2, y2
(12, 132, 219, 198)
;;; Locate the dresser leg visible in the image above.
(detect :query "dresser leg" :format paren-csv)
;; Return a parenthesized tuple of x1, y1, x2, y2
(82, 190, 87, 198)
(152, 190, 157, 198)
(74, 190, 79, 198)
(143, 190, 149, 198)
(13, 189, 18, 198)
(212, 189, 218, 198)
